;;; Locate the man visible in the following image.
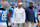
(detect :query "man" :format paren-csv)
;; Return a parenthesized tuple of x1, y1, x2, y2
(25, 2, 35, 27)
(0, 5, 7, 27)
(22, 1, 26, 9)
(10, 2, 15, 9)
(13, 2, 25, 27)
(38, 8, 40, 26)
(2, 1, 9, 27)
(2, 0, 9, 11)
(8, 2, 15, 27)
(8, 7, 14, 27)
(33, 5, 38, 27)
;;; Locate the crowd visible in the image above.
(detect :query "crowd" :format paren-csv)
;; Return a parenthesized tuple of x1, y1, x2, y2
(0, 0, 40, 27)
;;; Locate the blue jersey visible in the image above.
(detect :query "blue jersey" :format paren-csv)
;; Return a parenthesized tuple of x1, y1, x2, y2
(0, 10, 7, 22)
(8, 8, 14, 18)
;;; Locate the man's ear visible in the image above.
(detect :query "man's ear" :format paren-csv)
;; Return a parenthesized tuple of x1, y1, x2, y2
(9, 10, 12, 16)
(9, 10, 12, 13)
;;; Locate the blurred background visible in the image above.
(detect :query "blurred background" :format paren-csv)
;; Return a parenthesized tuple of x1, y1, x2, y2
(0, 0, 40, 7)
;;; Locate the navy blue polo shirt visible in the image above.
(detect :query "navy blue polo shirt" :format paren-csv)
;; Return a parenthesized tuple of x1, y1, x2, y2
(25, 7, 35, 22)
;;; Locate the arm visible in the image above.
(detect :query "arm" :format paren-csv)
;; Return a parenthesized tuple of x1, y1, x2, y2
(13, 10, 16, 23)
(25, 8, 29, 23)
(22, 10, 25, 23)
(37, 14, 39, 23)
(8, 10, 12, 22)
(25, 8, 29, 21)
(37, 10, 39, 23)
(34, 10, 37, 23)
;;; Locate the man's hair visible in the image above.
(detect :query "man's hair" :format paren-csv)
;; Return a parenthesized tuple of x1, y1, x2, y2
(29, 2, 33, 4)
(0, 8, 5, 10)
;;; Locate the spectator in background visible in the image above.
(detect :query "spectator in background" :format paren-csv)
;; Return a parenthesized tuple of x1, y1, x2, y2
(1, 0, 4, 4)
(22, 1, 26, 9)
(25, 2, 35, 27)
(25, 1, 29, 8)
(10, 2, 15, 9)
(13, 2, 25, 27)
(15, 3, 18, 8)
(18, 0, 21, 3)
(0, 3, 2, 8)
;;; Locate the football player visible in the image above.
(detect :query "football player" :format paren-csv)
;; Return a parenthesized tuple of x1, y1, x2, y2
(0, 6, 8, 27)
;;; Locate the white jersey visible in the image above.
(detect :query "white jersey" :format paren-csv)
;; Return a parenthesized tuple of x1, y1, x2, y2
(13, 7, 25, 23)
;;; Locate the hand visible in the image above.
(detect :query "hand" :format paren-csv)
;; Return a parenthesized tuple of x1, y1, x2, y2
(37, 23, 39, 26)
(22, 23, 25, 26)
(13, 23, 14, 25)
(8, 22, 11, 26)
(22, 23, 25, 27)
(34, 21, 36, 23)
(25, 20, 28, 23)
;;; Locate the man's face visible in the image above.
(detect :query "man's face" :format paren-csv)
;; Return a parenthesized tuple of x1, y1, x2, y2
(29, 4, 33, 7)
(18, 4, 22, 8)
(35, 7, 36, 9)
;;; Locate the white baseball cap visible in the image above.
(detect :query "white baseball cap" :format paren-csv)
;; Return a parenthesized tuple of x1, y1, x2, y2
(18, 2, 22, 5)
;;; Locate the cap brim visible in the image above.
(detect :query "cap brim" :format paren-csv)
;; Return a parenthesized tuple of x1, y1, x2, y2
(18, 2, 22, 5)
